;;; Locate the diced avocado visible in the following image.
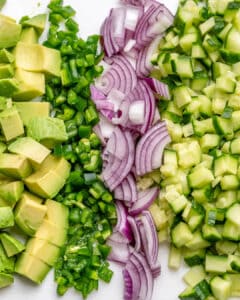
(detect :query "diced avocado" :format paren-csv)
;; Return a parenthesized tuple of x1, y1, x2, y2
(13, 68, 45, 101)
(0, 181, 24, 205)
(26, 238, 60, 266)
(14, 102, 50, 126)
(0, 141, 6, 153)
(0, 273, 13, 288)
(0, 15, 21, 48)
(20, 27, 38, 44)
(21, 14, 47, 35)
(0, 153, 32, 179)
(45, 199, 68, 229)
(0, 49, 14, 63)
(0, 207, 14, 228)
(34, 219, 67, 247)
(24, 156, 70, 198)
(0, 232, 25, 257)
(14, 195, 47, 236)
(26, 117, 68, 148)
(0, 78, 19, 97)
(0, 197, 13, 208)
(0, 64, 14, 79)
(0, 243, 14, 273)
(15, 42, 61, 77)
(15, 252, 50, 284)
(0, 97, 12, 112)
(21, 191, 43, 204)
(0, 107, 24, 141)
(8, 137, 50, 167)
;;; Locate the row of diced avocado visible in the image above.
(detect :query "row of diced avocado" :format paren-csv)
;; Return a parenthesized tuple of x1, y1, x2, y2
(0, 13, 61, 100)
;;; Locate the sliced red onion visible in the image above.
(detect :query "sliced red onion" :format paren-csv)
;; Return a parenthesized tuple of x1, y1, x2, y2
(114, 173, 137, 204)
(128, 100, 145, 125)
(143, 77, 170, 99)
(111, 7, 126, 48)
(152, 264, 161, 278)
(93, 115, 115, 145)
(135, 121, 171, 175)
(114, 201, 133, 241)
(124, 39, 137, 53)
(138, 210, 159, 269)
(107, 238, 131, 264)
(124, 5, 143, 31)
(153, 107, 160, 124)
(120, 0, 147, 6)
(129, 186, 159, 216)
(112, 100, 130, 125)
(127, 216, 141, 252)
(123, 260, 141, 300)
(90, 84, 106, 100)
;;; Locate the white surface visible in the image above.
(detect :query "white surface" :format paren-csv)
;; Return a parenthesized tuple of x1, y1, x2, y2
(0, 1, 210, 300)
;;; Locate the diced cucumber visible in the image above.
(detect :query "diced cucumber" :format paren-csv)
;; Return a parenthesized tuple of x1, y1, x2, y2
(225, 274, 240, 296)
(179, 33, 199, 54)
(192, 118, 215, 137)
(216, 240, 237, 255)
(225, 27, 240, 54)
(232, 111, 240, 131)
(171, 222, 193, 248)
(166, 190, 188, 214)
(172, 55, 194, 79)
(186, 231, 210, 250)
(184, 265, 206, 287)
(226, 203, 240, 226)
(173, 141, 201, 169)
(163, 149, 178, 165)
(210, 276, 232, 300)
(193, 279, 211, 300)
(192, 43, 206, 58)
(184, 248, 206, 267)
(213, 62, 231, 79)
(179, 286, 198, 300)
(212, 115, 233, 136)
(222, 220, 240, 241)
(220, 174, 239, 190)
(202, 224, 221, 241)
(173, 85, 192, 108)
(200, 134, 220, 153)
(186, 202, 205, 232)
(214, 154, 238, 176)
(191, 71, 209, 91)
(215, 72, 236, 93)
(168, 244, 182, 269)
(216, 190, 237, 209)
(230, 138, 240, 154)
(205, 254, 228, 273)
(230, 255, 240, 272)
(199, 16, 215, 36)
(197, 95, 212, 117)
(212, 97, 227, 115)
(192, 185, 213, 203)
(188, 166, 214, 189)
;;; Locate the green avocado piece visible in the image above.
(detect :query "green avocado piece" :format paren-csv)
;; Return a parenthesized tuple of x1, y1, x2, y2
(0, 64, 14, 79)
(8, 137, 50, 167)
(34, 219, 67, 247)
(0, 243, 14, 273)
(0, 107, 24, 141)
(45, 199, 68, 229)
(0, 153, 32, 179)
(12, 68, 45, 101)
(0, 49, 14, 64)
(26, 117, 68, 149)
(0, 232, 25, 257)
(0, 15, 21, 48)
(14, 194, 47, 236)
(0, 207, 14, 228)
(24, 155, 70, 198)
(20, 27, 38, 44)
(0, 273, 13, 288)
(26, 237, 60, 266)
(0, 78, 19, 98)
(21, 191, 43, 204)
(15, 42, 61, 77)
(21, 14, 47, 35)
(0, 181, 24, 205)
(0, 97, 12, 111)
(15, 252, 50, 284)
(14, 102, 49, 126)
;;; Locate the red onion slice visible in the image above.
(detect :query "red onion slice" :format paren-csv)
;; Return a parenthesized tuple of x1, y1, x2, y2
(143, 77, 170, 99)
(114, 201, 133, 241)
(107, 238, 131, 264)
(127, 216, 141, 252)
(129, 186, 159, 216)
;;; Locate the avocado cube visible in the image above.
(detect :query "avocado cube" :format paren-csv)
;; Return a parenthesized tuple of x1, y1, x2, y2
(0, 107, 24, 141)
(13, 68, 45, 101)
(15, 252, 50, 284)
(0, 64, 14, 79)
(0, 181, 24, 205)
(8, 137, 50, 166)
(14, 195, 47, 236)
(0, 78, 19, 98)
(0, 197, 13, 208)
(0, 207, 14, 228)
(0, 49, 14, 63)
(0, 153, 32, 179)
(0, 243, 14, 272)
(26, 238, 60, 266)
(0, 232, 25, 257)
(0, 15, 21, 48)
(15, 42, 61, 77)
(0, 97, 12, 112)
(20, 27, 38, 44)
(14, 102, 50, 126)
(0, 273, 13, 288)
(21, 14, 47, 35)
(24, 155, 70, 198)
(26, 117, 68, 148)
(21, 191, 43, 204)
(45, 199, 68, 229)
(34, 219, 67, 247)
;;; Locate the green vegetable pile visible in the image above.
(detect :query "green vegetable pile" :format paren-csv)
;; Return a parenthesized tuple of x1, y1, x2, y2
(42, 0, 117, 297)
(150, 0, 240, 299)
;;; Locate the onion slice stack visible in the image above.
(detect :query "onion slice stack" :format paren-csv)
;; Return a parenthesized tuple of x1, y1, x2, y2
(91, 0, 174, 299)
